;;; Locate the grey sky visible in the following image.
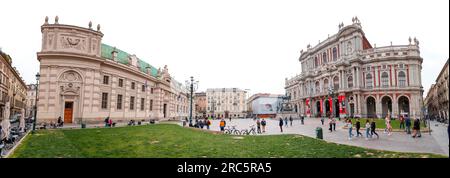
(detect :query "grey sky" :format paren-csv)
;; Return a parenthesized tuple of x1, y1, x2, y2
(1, 0, 448, 96)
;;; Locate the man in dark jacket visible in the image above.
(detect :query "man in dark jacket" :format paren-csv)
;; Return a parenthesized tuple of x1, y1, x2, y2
(355, 118, 362, 137)
(279, 118, 284, 132)
(412, 118, 421, 138)
(405, 116, 412, 134)
(370, 119, 379, 139)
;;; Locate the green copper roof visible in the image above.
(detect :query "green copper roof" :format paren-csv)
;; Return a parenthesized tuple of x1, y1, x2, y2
(101, 43, 158, 77)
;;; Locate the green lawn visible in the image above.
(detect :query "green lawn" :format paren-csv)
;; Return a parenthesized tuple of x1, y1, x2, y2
(344, 118, 426, 130)
(11, 124, 444, 158)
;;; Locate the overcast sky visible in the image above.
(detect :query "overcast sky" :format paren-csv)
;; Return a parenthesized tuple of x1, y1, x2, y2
(1, 0, 448, 97)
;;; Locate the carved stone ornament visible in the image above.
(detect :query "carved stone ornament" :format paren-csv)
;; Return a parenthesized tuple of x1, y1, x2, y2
(60, 36, 86, 50)
(59, 70, 82, 82)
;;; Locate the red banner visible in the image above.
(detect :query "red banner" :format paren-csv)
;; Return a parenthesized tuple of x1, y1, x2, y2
(338, 95, 347, 114)
(328, 97, 332, 113)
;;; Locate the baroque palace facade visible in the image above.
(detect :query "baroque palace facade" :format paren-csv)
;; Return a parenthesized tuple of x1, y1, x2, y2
(285, 17, 423, 119)
(36, 16, 188, 124)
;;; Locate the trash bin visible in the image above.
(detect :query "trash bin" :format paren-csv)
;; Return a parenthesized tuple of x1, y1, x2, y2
(81, 123, 86, 128)
(316, 127, 323, 139)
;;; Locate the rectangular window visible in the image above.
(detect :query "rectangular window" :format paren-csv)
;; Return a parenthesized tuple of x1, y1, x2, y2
(131, 82, 135, 90)
(142, 85, 145, 92)
(130, 96, 135, 110)
(141, 98, 145, 111)
(118, 79, 123, 87)
(150, 88, 154, 94)
(103, 76, 109, 85)
(101, 93, 108, 109)
(150, 99, 153, 111)
(117, 94, 123, 110)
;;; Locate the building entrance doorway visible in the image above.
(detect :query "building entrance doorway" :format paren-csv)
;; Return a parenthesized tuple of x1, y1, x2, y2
(163, 104, 167, 118)
(64, 102, 73, 123)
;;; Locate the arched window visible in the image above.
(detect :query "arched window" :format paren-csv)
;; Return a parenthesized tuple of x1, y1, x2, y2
(332, 47, 338, 61)
(347, 76, 353, 88)
(333, 76, 339, 90)
(324, 79, 329, 90)
(366, 73, 373, 88)
(322, 52, 327, 64)
(381, 72, 389, 88)
(314, 57, 319, 68)
(398, 71, 406, 87)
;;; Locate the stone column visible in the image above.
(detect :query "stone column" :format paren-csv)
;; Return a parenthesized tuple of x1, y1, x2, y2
(376, 95, 382, 118)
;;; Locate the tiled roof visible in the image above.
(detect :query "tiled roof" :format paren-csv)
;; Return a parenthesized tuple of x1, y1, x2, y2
(101, 43, 158, 77)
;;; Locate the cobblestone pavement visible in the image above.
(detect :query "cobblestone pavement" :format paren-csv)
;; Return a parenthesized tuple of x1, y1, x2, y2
(185, 118, 449, 156)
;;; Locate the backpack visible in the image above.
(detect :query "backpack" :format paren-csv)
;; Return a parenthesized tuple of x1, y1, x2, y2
(207, 120, 211, 125)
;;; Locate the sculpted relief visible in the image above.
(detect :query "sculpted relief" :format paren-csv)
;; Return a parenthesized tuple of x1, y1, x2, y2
(59, 70, 83, 96)
(60, 35, 86, 51)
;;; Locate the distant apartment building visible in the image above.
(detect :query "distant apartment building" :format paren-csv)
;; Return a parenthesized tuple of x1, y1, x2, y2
(25, 84, 38, 118)
(206, 88, 247, 118)
(0, 49, 27, 120)
(424, 59, 449, 121)
(194, 92, 206, 117)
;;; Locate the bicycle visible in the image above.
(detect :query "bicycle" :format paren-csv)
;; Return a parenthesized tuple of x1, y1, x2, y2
(241, 125, 257, 135)
(224, 125, 241, 135)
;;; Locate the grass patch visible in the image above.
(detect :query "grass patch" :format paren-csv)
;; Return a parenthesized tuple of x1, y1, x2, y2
(11, 124, 444, 158)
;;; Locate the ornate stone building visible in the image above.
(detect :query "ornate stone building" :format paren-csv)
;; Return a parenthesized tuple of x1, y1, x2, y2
(285, 17, 423, 119)
(424, 59, 449, 121)
(194, 92, 207, 117)
(36, 16, 188, 124)
(25, 84, 38, 118)
(0, 49, 27, 120)
(206, 88, 247, 118)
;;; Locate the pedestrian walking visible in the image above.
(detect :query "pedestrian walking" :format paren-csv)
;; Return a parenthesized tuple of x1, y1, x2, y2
(289, 116, 293, 126)
(219, 118, 226, 132)
(385, 114, 392, 136)
(405, 115, 412, 134)
(261, 118, 267, 133)
(365, 119, 371, 140)
(320, 116, 324, 125)
(328, 118, 333, 132)
(301, 115, 304, 125)
(355, 118, 362, 137)
(256, 119, 262, 134)
(370, 119, 379, 139)
(347, 119, 353, 140)
(279, 118, 284, 132)
(399, 115, 405, 130)
(284, 117, 288, 127)
(412, 118, 422, 138)
(206, 118, 211, 130)
(331, 118, 336, 131)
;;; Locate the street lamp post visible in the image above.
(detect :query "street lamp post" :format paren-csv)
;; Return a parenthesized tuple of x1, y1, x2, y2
(185, 76, 198, 123)
(32, 72, 40, 133)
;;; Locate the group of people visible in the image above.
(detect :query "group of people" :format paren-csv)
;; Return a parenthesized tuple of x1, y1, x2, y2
(341, 113, 425, 140)
(278, 116, 294, 132)
(104, 117, 115, 127)
(186, 117, 212, 130)
(255, 118, 267, 133)
(344, 118, 379, 140)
